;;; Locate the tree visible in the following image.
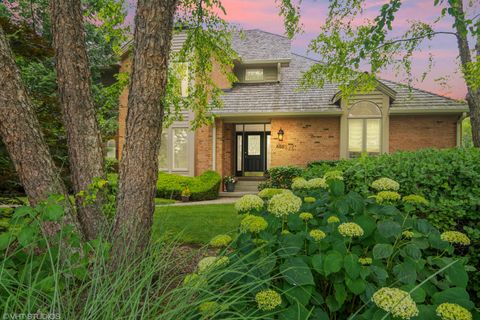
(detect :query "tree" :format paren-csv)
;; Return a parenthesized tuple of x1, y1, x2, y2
(51, 0, 108, 240)
(280, 0, 480, 147)
(0, 0, 236, 260)
(112, 0, 237, 256)
(0, 26, 78, 235)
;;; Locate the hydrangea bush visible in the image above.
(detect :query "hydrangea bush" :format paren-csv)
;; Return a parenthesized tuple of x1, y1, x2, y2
(203, 176, 476, 319)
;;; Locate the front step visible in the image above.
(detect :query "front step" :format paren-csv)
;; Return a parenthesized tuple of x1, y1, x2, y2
(219, 177, 264, 197)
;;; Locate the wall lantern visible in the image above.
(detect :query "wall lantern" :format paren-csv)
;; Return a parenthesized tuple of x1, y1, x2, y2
(277, 128, 284, 141)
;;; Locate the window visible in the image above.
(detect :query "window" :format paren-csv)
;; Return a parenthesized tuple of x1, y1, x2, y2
(158, 126, 191, 173)
(173, 128, 188, 169)
(106, 139, 116, 159)
(158, 131, 168, 169)
(348, 101, 382, 158)
(171, 62, 188, 97)
(245, 69, 264, 81)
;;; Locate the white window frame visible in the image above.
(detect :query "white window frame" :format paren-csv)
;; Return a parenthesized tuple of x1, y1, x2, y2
(347, 101, 382, 158)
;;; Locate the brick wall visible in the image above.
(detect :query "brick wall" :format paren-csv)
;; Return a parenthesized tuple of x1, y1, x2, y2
(270, 117, 341, 167)
(389, 115, 458, 152)
(195, 125, 213, 175)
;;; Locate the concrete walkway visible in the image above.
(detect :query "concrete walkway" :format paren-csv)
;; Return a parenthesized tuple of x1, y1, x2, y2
(158, 197, 238, 207)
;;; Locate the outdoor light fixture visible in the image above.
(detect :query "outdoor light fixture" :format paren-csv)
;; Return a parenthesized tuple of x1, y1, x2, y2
(277, 128, 284, 141)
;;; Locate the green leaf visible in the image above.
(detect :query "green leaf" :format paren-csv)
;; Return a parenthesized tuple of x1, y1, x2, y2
(279, 302, 310, 320)
(401, 285, 426, 303)
(432, 287, 474, 309)
(42, 203, 64, 221)
(353, 215, 376, 238)
(278, 233, 303, 257)
(312, 254, 324, 274)
(372, 243, 393, 259)
(329, 180, 345, 197)
(0, 232, 13, 251)
(334, 283, 347, 306)
(371, 265, 388, 282)
(280, 257, 315, 286)
(344, 253, 360, 279)
(393, 261, 416, 285)
(346, 277, 366, 294)
(311, 308, 329, 320)
(17, 224, 37, 247)
(326, 295, 341, 312)
(13, 206, 35, 219)
(284, 284, 313, 306)
(377, 220, 401, 238)
(323, 251, 344, 276)
(404, 243, 422, 260)
(445, 261, 468, 288)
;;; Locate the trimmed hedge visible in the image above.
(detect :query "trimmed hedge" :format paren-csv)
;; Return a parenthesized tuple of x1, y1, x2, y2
(156, 170, 221, 201)
(107, 171, 221, 201)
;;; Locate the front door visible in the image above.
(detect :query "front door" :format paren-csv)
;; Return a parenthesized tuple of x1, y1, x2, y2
(244, 132, 265, 174)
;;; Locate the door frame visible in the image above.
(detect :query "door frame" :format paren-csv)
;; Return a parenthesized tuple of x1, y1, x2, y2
(235, 124, 271, 177)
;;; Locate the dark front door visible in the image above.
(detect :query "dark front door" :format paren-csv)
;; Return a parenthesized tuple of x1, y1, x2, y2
(244, 132, 265, 173)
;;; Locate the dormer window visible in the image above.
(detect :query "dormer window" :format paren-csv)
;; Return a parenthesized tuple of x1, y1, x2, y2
(245, 68, 264, 81)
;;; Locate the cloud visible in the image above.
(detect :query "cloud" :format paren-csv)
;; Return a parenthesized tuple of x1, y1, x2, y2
(125, 0, 467, 99)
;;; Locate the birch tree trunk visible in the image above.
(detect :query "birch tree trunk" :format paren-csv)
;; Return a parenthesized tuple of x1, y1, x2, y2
(0, 26, 77, 234)
(112, 0, 178, 257)
(51, 0, 108, 240)
(453, 0, 480, 147)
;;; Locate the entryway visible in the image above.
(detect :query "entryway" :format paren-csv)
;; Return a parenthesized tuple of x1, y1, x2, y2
(235, 123, 271, 177)
(219, 176, 264, 198)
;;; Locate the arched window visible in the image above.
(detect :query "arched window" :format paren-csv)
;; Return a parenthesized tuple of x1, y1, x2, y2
(348, 101, 382, 158)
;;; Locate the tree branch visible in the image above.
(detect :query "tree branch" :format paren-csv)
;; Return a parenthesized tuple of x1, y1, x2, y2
(376, 31, 457, 49)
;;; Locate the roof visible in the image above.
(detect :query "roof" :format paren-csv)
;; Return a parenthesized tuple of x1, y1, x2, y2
(231, 29, 291, 62)
(214, 30, 467, 115)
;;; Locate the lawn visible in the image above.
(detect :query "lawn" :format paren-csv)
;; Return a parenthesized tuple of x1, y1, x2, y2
(152, 203, 240, 244)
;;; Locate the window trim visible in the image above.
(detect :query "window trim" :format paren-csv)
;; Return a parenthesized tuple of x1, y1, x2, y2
(347, 101, 383, 158)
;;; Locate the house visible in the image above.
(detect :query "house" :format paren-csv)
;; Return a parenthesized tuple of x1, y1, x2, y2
(117, 29, 468, 179)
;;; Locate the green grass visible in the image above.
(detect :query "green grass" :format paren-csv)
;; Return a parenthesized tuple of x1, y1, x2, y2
(152, 204, 240, 244)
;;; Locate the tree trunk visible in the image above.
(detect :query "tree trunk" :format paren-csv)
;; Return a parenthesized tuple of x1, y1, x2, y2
(112, 0, 178, 259)
(51, 0, 108, 240)
(452, 0, 480, 147)
(0, 26, 77, 234)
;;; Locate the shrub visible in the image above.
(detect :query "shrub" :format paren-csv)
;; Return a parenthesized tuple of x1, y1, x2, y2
(156, 170, 221, 201)
(225, 178, 476, 319)
(0, 199, 279, 319)
(258, 166, 304, 190)
(304, 148, 480, 301)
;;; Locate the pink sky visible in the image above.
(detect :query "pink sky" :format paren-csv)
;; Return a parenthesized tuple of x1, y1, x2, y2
(127, 0, 479, 100)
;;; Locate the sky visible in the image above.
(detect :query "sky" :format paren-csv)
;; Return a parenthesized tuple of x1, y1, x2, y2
(126, 0, 480, 100)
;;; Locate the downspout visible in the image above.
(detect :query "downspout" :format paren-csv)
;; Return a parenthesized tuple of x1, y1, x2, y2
(457, 112, 467, 147)
(212, 122, 216, 171)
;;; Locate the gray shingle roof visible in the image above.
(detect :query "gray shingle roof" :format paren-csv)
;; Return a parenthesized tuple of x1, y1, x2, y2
(231, 29, 291, 62)
(214, 30, 467, 115)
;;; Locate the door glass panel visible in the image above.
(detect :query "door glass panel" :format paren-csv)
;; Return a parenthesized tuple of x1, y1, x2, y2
(247, 135, 261, 155)
(266, 134, 271, 170)
(173, 128, 188, 169)
(348, 119, 363, 153)
(237, 135, 242, 172)
(366, 119, 381, 153)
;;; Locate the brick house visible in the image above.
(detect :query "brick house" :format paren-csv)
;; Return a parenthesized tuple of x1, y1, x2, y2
(117, 29, 468, 179)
